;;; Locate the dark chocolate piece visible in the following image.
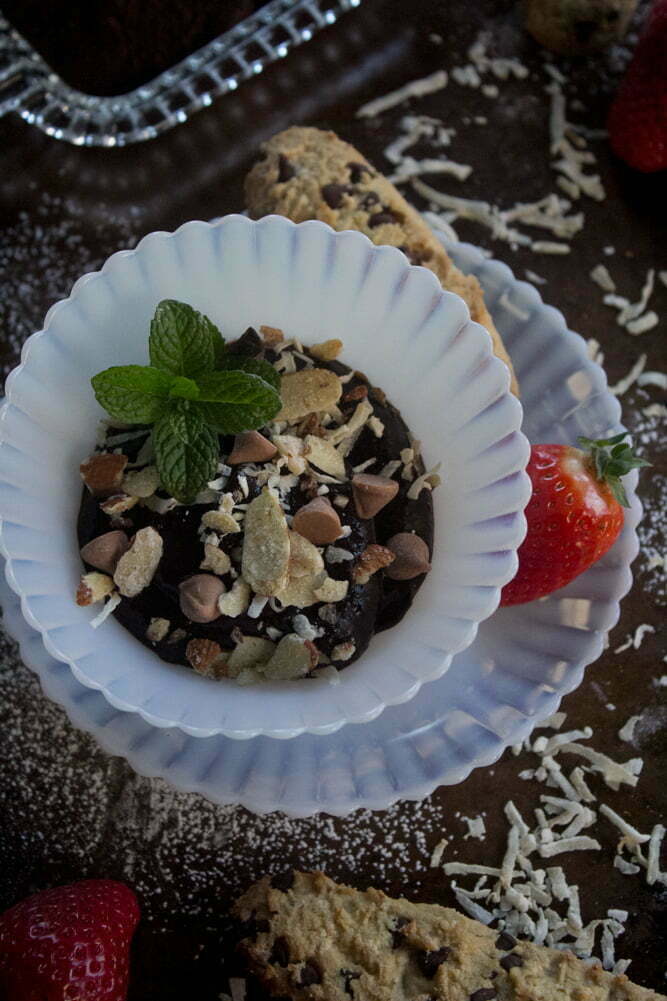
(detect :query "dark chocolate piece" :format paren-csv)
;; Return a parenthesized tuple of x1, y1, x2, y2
(277, 154, 295, 182)
(470, 989, 498, 1001)
(417, 946, 451, 978)
(347, 161, 374, 183)
(500, 953, 524, 971)
(495, 931, 517, 951)
(321, 183, 354, 209)
(271, 870, 295, 892)
(368, 210, 399, 228)
(298, 960, 322, 986)
(270, 936, 290, 967)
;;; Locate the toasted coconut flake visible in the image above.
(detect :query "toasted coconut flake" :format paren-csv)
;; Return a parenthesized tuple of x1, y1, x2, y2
(89, 591, 121, 628)
(277, 369, 342, 422)
(241, 489, 290, 596)
(326, 399, 373, 447)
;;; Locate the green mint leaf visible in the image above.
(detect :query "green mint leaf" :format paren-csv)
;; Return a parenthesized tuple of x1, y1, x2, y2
(152, 405, 219, 503)
(212, 330, 227, 367)
(149, 300, 219, 378)
(193, 370, 281, 434)
(169, 376, 200, 401)
(91, 366, 173, 423)
(219, 354, 280, 392)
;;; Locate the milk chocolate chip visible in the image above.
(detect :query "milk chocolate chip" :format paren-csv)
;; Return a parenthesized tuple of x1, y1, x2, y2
(179, 574, 225, 623)
(228, 430, 277, 465)
(352, 473, 399, 519)
(385, 533, 431, 580)
(80, 530, 130, 574)
(293, 497, 342, 545)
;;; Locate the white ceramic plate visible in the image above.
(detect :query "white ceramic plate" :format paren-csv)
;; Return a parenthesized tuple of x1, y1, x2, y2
(0, 237, 641, 817)
(0, 216, 530, 739)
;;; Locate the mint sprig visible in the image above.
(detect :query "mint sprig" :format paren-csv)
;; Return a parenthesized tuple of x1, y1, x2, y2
(91, 301, 282, 502)
(577, 432, 650, 508)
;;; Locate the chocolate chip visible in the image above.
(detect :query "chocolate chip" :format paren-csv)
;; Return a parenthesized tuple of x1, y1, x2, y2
(359, 191, 380, 211)
(347, 161, 374, 183)
(271, 870, 295, 892)
(368, 210, 398, 228)
(391, 915, 410, 948)
(470, 990, 498, 1001)
(417, 946, 451, 978)
(495, 931, 517, 951)
(239, 916, 270, 940)
(500, 953, 524, 971)
(299, 960, 322, 986)
(277, 154, 295, 182)
(228, 327, 264, 357)
(321, 183, 354, 209)
(270, 936, 290, 967)
(340, 969, 361, 997)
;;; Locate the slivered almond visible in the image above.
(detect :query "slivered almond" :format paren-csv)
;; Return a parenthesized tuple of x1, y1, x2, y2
(76, 572, 114, 606)
(263, 634, 318, 680)
(122, 465, 160, 498)
(309, 339, 343, 362)
(80, 453, 127, 497)
(326, 399, 374, 450)
(277, 369, 342, 421)
(114, 526, 163, 598)
(292, 497, 342, 545)
(304, 435, 347, 479)
(241, 489, 290, 596)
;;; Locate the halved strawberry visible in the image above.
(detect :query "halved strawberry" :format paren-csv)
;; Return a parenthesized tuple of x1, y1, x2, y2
(501, 433, 648, 606)
(0, 879, 139, 1001)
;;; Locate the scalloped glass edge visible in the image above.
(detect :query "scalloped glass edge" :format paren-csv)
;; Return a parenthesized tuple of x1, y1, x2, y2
(0, 0, 362, 146)
(0, 236, 643, 816)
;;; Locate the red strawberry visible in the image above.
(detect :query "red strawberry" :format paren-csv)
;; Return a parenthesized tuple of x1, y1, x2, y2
(0, 879, 139, 1001)
(608, 0, 667, 172)
(501, 433, 648, 606)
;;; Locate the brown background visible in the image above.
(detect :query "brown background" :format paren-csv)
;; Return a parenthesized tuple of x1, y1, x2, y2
(0, 1, 665, 997)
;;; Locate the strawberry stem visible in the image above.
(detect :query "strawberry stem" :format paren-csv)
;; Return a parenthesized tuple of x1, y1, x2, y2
(577, 432, 650, 507)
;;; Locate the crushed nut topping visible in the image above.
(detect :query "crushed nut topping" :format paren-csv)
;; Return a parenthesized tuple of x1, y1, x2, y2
(80, 452, 128, 497)
(308, 338, 343, 362)
(200, 544, 232, 575)
(146, 617, 170, 643)
(122, 465, 160, 498)
(242, 489, 290, 596)
(277, 368, 342, 422)
(114, 526, 163, 598)
(186, 638, 228, 678)
(76, 571, 114, 606)
(352, 544, 396, 585)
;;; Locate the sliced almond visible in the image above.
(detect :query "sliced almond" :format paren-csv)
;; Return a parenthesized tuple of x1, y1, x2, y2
(262, 634, 318, 680)
(100, 493, 139, 516)
(80, 453, 127, 497)
(241, 489, 290, 596)
(326, 399, 373, 447)
(385, 533, 432, 580)
(114, 526, 163, 598)
(227, 635, 276, 676)
(287, 530, 324, 578)
(218, 577, 251, 618)
(292, 497, 342, 545)
(228, 431, 277, 465)
(313, 577, 349, 603)
(76, 571, 114, 606)
(186, 638, 228, 678)
(201, 510, 241, 535)
(200, 544, 232, 575)
(352, 473, 399, 519)
(331, 641, 356, 663)
(309, 339, 343, 362)
(304, 435, 347, 480)
(277, 369, 342, 422)
(80, 530, 130, 574)
(146, 617, 170, 643)
(259, 324, 285, 346)
(122, 465, 160, 498)
(179, 574, 225, 623)
(352, 544, 395, 585)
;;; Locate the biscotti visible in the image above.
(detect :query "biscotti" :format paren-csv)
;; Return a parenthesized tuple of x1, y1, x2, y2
(244, 126, 518, 394)
(234, 871, 665, 1000)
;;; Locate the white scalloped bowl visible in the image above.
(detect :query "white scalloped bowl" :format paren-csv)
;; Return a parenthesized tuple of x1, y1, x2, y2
(0, 216, 530, 739)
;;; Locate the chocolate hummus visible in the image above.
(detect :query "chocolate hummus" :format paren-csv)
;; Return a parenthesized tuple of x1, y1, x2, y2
(77, 326, 438, 683)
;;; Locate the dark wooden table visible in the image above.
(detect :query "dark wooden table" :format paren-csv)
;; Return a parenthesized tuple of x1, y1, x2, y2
(0, 1, 665, 997)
